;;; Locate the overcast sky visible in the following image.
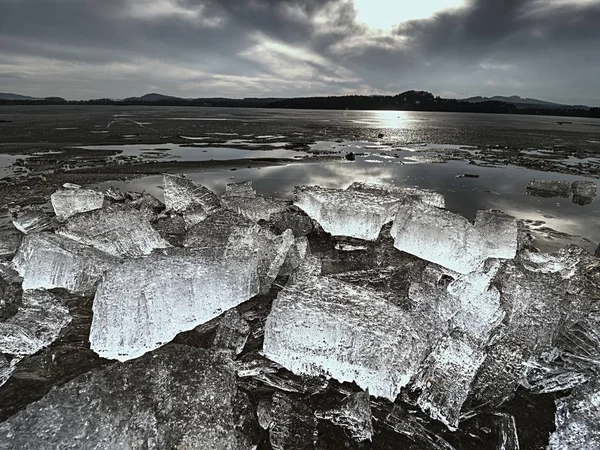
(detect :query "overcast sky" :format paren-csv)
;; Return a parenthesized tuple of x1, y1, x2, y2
(1, 0, 599, 104)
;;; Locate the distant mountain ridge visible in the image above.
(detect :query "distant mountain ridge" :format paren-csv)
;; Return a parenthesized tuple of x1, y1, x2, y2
(1, 91, 598, 118)
(464, 95, 589, 110)
(0, 93, 40, 101)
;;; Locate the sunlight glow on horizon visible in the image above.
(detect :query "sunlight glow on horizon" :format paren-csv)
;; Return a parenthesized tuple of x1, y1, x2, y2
(353, 0, 468, 31)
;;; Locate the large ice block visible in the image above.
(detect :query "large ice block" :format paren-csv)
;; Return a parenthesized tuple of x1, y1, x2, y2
(90, 249, 262, 361)
(163, 173, 221, 216)
(0, 290, 71, 386)
(58, 204, 169, 257)
(12, 233, 119, 294)
(0, 346, 252, 449)
(526, 180, 571, 198)
(391, 201, 517, 274)
(50, 188, 104, 221)
(294, 186, 404, 240)
(263, 275, 433, 400)
(549, 380, 600, 450)
(347, 181, 445, 209)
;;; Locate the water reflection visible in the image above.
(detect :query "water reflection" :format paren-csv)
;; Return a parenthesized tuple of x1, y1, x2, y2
(93, 155, 599, 253)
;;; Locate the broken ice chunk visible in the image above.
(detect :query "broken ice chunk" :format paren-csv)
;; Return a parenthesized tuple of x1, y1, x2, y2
(470, 247, 598, 409)
(90, 249, 261, 361)
(572, 181, 597, 205)
(263, 392, 317, 450)
(50, 188, 104, 221)
(475, 210, 519, 260)
(57, 204, 169, 257)
(549, 380, 600, 450)
(212, 309, 250, 355)
(163, 173, 221, 216)
(294, 186, 404, 240)
(315, 390, 373, 442)
(269, 209, 314, 237)
(12, 233, 119, 294)
(0, 290, 71, 386)
(0, 346, 252, 449)
(0, 234, 21, 260)
(526, 180, 571, 198)
(410, 332, 487, 430)
(571, 181, 597, 198)
(104, 186, 126, 202)
(221, 196, 290, 222)
(347, 181, 446, 209)
(391, 201, 517, 274)
(185, 210, 294, 293)
(12, 210, 53, 235)
(279, 236, 309, 277)
(223, 180, 256, 198)
(263, 275, 431, 400)
(128, 192, 164, 221)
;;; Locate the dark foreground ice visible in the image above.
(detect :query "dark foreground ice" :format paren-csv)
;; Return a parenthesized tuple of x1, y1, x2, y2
(0, 176, 598, 449)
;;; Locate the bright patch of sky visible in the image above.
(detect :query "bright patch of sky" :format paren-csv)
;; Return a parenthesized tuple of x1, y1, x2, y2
(353, 0, 468, 30)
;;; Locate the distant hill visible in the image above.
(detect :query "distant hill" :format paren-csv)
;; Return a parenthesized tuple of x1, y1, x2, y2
(123, 93, 185, 102)
(0, 93, 40, 101)
(464, 95, 589, 110)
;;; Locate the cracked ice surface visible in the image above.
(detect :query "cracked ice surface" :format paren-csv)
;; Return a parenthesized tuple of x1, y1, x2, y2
(90, 249, 261, 361)
(11, 210, 53, 235)
(549, 380, 600, 450)
(263, 275, 432, 400)
(12, 233, 119, 294)
(58, 204, 170, 257)
(163, 173, 221, 217)
(0, 346, 252, 449)
(347, 181, 446, 209)
(294, 185, 405, 240)
(0, 290, 71, 386)
(391, 200, 517, 274)
(50, 188, 104, 221)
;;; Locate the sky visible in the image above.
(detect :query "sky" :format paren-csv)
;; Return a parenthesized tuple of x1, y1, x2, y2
(0, 0, 599, 104)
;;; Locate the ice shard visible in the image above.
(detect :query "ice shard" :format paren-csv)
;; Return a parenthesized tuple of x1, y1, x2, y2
(11, 210, 53, 235)
(128, 192, 165, 221)
(391, 201, 517, 274)
(90, 249, 262, 361)
(279, 236, 309, 277)
(294, 186, 405, 240)
(12, 233, 119, 294)
(58, 204, 170, 257)
(315, 390, 374, 442)
(0, 346, 252, 449)
(0, 265, 22, 320)
(549, 380, 600, 450)
(50, 188, 104, 221)
(163, 173, 221, 217)
(263, 275, 432, 400)
(347, 181, 446, 209)
(571, 181, 597, 198)
(0, 290, 71, 386)
(212, 309, 250, 355)
(0, 235, 21, 260)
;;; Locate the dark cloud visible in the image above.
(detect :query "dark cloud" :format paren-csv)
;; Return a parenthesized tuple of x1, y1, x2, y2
(0, 0, 598, 104)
